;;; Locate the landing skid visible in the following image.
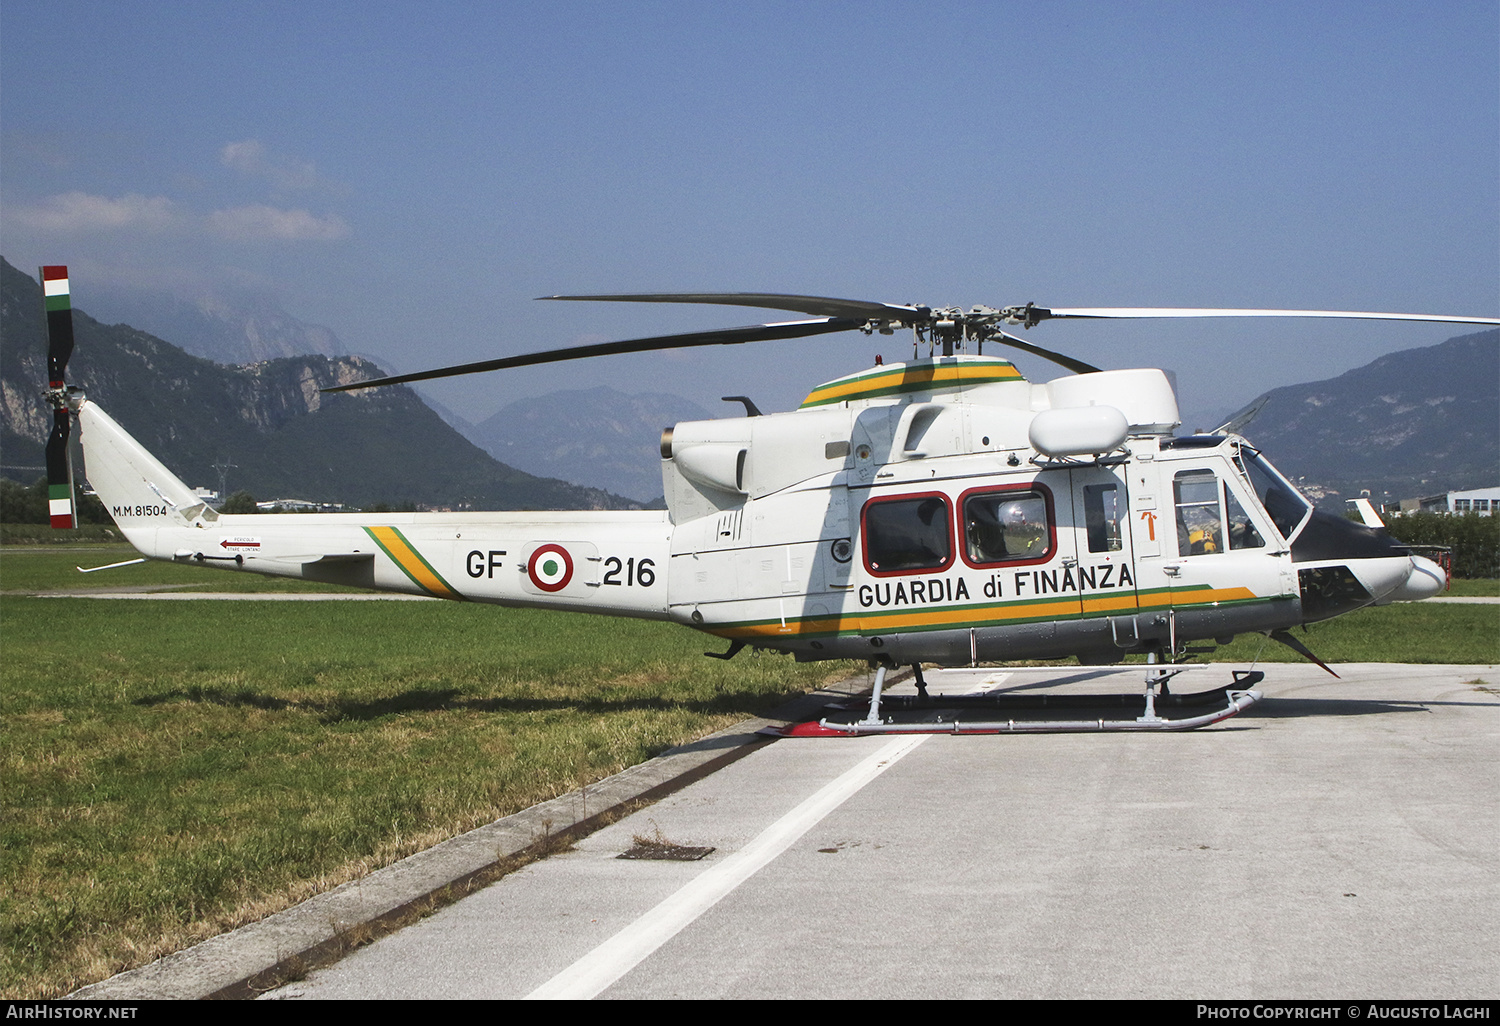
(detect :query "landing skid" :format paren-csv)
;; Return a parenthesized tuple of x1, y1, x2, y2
(765, 665, 1264, 737)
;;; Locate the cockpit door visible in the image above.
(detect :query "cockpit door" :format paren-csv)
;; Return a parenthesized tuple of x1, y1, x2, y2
(1132, 455, 1295, 642)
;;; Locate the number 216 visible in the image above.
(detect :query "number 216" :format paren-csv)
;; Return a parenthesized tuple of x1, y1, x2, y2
(603, 556, 655, 587)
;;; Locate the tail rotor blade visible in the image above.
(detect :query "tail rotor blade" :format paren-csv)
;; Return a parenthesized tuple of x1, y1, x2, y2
(41, 265, 77, 528)
(46, 407, 77, 528)
(42, 266, 75, 387)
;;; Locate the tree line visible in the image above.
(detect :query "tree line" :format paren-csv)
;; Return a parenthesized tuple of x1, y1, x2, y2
(0, 478, 414, 522)
(4, 475, 1496, 577)
(1383, 512, 1499, 579)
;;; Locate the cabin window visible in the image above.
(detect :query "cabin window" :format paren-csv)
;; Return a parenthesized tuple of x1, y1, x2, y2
(961, 487, 1054, 567)
(1083, 483, 1123, 553)
(862, 494, 953, 574)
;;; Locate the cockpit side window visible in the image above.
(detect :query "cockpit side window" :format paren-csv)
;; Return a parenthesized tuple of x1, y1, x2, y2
(1224, 487, 1265, 550)
(1237, 447, 1311, 541)
(1175, 468, 1269, 555)
(1174, 470, 1224, 555)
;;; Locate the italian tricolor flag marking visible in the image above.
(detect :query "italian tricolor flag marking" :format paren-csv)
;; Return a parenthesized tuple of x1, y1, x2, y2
(48, 483, 75, 529)
(42, 266, 71, 311)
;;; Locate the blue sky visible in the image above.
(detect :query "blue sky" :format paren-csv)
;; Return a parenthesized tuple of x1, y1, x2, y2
(3, 1, 1496, 426)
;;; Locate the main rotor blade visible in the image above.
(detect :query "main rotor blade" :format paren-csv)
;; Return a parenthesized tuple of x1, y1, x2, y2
(321, 316, 861, 393)
(548, 296, 1500, 328)
(993, 330, 1101, 375)
(1028, 306, 1500, 326)
(542, 292, 929, 324)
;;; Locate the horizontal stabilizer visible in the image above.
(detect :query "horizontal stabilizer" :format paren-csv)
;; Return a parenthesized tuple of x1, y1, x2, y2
(76, 558, 148, 573)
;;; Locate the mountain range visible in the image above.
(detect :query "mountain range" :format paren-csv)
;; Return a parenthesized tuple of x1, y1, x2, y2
(433, 332, 1500, 509)
(1220, 328, 1498, 506)
(78, 279, 350, 365)
(3, 257, 1493, 511)
(468, 388, 712, 503)
(0, 259, 638, 511)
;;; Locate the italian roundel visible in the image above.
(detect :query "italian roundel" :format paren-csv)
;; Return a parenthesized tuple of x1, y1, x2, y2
(527, 543, 574, 592)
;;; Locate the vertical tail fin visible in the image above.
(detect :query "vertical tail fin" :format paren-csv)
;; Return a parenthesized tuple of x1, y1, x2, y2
(76, 399, 209, 535)
(1346, 497, 1385, 528)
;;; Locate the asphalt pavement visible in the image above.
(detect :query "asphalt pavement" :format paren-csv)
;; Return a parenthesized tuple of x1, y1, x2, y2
(73, 662, 1498, 1000)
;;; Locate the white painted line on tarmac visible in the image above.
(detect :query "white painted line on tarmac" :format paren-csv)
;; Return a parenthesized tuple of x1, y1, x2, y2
(525, 732, 931, 1000)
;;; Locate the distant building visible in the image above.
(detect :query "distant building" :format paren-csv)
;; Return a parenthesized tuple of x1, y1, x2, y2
(256, 498, 349, 513)
(1446, 487, 1499, 515)
(1391, 486, 1499, 516)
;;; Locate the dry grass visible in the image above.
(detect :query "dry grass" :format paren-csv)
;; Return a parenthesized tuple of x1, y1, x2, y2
(1, 571, 854, 998)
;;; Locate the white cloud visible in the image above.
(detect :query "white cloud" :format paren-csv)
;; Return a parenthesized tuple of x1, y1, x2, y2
(10, 191, 178, 232)
(220, 139, 319, 191)
(219, 139, 264, 170)
(9, 184, 348, 244)
(206, 205, 349, 241)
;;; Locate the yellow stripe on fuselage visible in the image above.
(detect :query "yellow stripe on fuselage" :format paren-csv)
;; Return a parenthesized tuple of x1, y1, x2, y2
(801, 360, 1023, 407)
(365, 526, 464, 600)
(708, 585, 1262, 639)
(1138, 584, 1262, 612)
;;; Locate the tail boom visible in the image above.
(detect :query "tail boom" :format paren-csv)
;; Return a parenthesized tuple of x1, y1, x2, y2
(76, 398, 672, 617)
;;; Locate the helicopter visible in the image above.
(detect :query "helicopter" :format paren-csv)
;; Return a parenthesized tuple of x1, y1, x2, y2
(39, 267, 1500, 734)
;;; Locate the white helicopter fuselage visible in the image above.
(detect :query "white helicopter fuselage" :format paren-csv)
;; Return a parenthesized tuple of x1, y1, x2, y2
(78, 395, 674, 617)
(76, 354, 1442, 666)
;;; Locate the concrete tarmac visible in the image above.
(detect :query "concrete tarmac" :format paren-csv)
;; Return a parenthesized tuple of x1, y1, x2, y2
(256, 663, 1497, 1000)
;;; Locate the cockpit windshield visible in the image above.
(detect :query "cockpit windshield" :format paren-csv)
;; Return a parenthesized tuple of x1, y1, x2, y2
(1235, 445, 1311, 541)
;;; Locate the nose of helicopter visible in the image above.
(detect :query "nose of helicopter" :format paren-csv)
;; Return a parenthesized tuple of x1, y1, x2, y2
(1377, 554, 1447, 603)
(1348, 553, 1447, 605)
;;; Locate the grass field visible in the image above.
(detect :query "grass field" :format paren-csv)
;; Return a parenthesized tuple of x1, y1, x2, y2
(1, 547, 862, 997)
(1438, 576, 1500, 597)
(1, 544, 362, 593)
(2, 545, 1495, 997)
